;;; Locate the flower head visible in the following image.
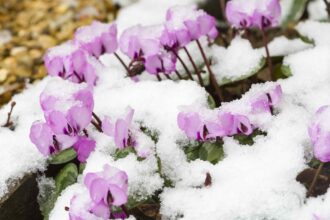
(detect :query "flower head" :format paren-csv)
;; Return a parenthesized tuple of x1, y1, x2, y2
(177, 111, 206, 141)
(206, 112, 253, 138)
(308, 106, 330, 162)
(162, 5, 218, 49)
(69, 192, 109, 220)
(75, 21, 118, 58)
(119, 25, 177, 75)
(102, 107, 136, 149)
(251, 84, 282, 114)
(226, 0, 281, 29)
(30, 79, 94, 157)
(40, 80, 94, 135)
(44, 41, 100, 85)
(84, 164, 128, 218)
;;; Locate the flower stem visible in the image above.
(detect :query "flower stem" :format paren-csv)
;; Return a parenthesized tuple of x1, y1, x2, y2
(91, 120, 102, 132)
(172, 50, 194, 80)
(195, 39, 223, 103)
(307, 162, 324, 197)
(261, 29, 274, 81)
(3, 101, 16, 127)
(219, 0, 227, 22)
(156, 74, 162, 81)
(183, 47, 204, 86)
(175, 70, 183, 79)
(92, 112, 102, 126)
(163, 73, 172, 80)
(323, 0, 330, 18)
(114, 52, 132, 77)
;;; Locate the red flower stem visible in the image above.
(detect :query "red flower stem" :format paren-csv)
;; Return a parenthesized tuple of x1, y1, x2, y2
(172, 50, 194, 80)
(261, 29, 274, 81)
(195, 39, 223, 102)
(175, 70, 183, 79)
(163, 73, 172, 80)
(219, 0, 227, 22)
(92, 112, 102, 126)
(156, 74, 162, 81)
(307, 162, 324, 197)
(3, 101, 16, 127)
(114, 52, 132, 77)
(183, 47, 204, 86)
(91, 120, 102, 132)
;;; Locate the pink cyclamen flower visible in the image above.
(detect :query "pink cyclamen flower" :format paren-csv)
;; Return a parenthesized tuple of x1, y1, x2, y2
(252, 84, 283, 114)
(30, 80, 94, 157)
(119, 25, 177, 75)
(206, 112, 253, 138)
(162, 5, 218, 49)
(40, 80, 94, 136)
(308, 106, 330, 163)
(75, 21, 118, 58)
(177, 111, 207, 141)
(226, 0, 281, 29)
(73, 137, 96, 163)
(44, 41, 100, 85)
(69, 192, 110, 220)
(84, 164, 128, 218)
(102, 107, 136, 149)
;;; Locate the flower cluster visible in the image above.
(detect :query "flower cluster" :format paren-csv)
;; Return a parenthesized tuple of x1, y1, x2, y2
(161, 5, 218, 50)
(69, 164, 128, 219)
(178, 84, 282, 141)
(29, 80, 95, 162)
(178, 111, 252, 141)
(308, 106, 330, 162)
(44, 5, 218, 81)
(226, 0, 281, 29)
(75, 21, 118, 58)
(44, 41, 101, 85)
(120, 24, 177, 75)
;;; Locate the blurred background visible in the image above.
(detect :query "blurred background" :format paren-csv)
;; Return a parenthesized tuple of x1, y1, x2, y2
(0, 0, 119, 106)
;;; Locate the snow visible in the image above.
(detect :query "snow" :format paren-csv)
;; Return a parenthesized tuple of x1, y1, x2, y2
(296, 20, 330, 46)
(262, 36, 312, 57)
(308, 0, 328, 21)
(1, 2, 330, 220)
(0, 79, 50, 198)
(210, 37, 264, 86)
(116, 0, 206, 32)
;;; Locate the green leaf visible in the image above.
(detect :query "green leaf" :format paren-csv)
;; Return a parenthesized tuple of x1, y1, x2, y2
(281, 65, 292, 77)
(217, 58, 266, 86)
(54, 163, 78, 194)
(38, 179, 57, 220)
(39, 164, 78, 220)
(79, 163, 86, 174)
(274, 64, 292, 80)
(49, 148, 77, 165)
(113, 147, 136, 160)
(199, 142, 224, 164)
(281, 0, 308, 27)
(207, 95, 216, 109)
